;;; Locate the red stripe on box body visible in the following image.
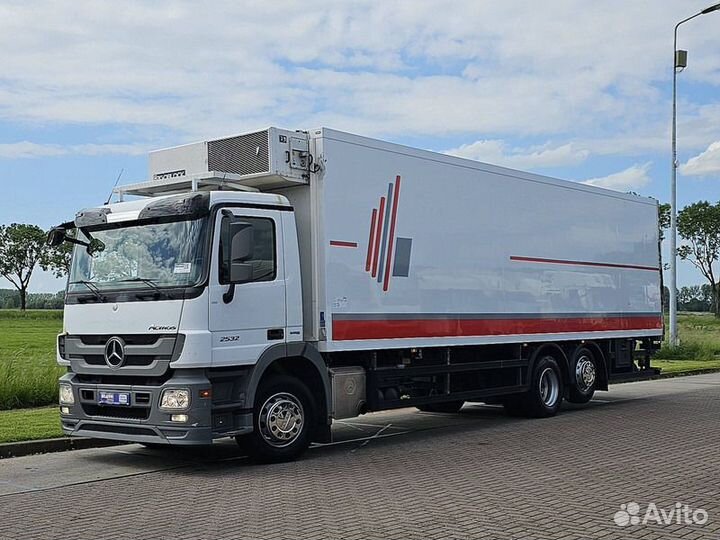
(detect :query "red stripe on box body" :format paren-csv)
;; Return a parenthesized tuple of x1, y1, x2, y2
(510, 255, 659, 272)
(371, 196, 386, 278)
(330, 240, 358, 248)
(382, 176, 402, 292)
(365, 208, 378, 271)
(332, 315, 662, 341)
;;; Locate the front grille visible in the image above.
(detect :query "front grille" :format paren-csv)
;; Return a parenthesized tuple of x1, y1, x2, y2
(84, 354, 157, 367)
(65, 334, 181, 375)
(79, 334, 164, 346)
(208, 130, 269, 175)
(82, 404, 150, 420)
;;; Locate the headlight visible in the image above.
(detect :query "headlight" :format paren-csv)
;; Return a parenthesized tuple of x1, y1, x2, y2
(59, 384, 74, 405)
(160, 389, 191, 410)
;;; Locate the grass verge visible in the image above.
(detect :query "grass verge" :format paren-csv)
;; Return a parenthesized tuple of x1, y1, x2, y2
(0, 407, 62, 444)
(0, 309, 64, 410)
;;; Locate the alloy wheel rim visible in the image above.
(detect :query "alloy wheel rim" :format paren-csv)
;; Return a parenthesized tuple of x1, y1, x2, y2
(258, 392, 305, 448)
(575, 355, 596, 392)
(538, 366, 560, 407)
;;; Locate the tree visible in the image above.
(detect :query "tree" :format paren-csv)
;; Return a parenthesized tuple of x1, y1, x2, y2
(677, 201, 720, 316)
(678, 285, 713, 312)
(41, 237, 73, 278)
(0, 224, 47, 310)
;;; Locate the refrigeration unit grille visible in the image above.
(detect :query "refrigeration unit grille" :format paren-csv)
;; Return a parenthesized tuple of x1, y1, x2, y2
(208, 130, 270, 176)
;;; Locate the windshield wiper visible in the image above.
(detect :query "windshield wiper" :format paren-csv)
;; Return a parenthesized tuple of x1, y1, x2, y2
(69, 280, 106, 302)
(118, 277, 167, 298)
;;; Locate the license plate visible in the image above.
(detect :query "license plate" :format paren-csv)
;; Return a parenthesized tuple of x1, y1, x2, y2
(98, 391, 131, 406)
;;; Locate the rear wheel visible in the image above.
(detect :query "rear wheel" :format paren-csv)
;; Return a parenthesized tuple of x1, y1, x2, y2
(416, 400, 465, 413)
(236, 376, 315, 463)
(567, 347, 598, 404)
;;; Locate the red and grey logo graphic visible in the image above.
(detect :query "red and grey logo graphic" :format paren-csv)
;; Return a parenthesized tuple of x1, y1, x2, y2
(364, 175, 412, 292)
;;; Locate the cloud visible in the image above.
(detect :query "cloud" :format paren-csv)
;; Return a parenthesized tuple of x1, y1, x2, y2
(445, 140, 589, 169)
(582, 162, 652, 192)
(0, 1, 716, 146)
(0, 142, 147, 159)
(680, 141, 720, 176)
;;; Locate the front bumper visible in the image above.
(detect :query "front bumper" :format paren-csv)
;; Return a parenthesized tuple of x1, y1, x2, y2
(59, 370, 252, 446)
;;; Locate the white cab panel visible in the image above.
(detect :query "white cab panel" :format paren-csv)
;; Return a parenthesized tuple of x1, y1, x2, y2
(208, 208, 287, 366)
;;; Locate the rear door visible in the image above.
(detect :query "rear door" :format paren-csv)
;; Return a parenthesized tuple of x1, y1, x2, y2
(209, 208, 286, 366)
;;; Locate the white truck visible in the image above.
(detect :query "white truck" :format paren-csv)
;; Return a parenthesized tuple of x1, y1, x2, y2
(49, 127, 663, 461)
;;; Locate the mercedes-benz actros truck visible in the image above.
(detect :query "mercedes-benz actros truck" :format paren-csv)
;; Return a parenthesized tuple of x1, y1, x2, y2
(49, 127, 662, 461)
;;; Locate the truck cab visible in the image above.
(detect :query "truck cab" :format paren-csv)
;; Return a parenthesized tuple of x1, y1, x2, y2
(54, 189, 331, 460)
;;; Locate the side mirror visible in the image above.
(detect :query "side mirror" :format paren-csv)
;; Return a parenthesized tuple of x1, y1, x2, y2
(87, 238, 106, 256)
(47, 227, 66, 247)
(228, 221, 254, 284)
(229, 221, 254, 263)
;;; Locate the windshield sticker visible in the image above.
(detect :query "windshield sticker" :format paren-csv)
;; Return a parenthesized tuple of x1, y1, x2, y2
(173, 263, 192, 274)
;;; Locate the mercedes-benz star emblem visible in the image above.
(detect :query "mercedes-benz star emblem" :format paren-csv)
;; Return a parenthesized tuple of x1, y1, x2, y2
(104, 336, 126, 368)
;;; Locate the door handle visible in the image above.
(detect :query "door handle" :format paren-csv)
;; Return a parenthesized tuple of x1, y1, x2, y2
(267, 329, 284, 340)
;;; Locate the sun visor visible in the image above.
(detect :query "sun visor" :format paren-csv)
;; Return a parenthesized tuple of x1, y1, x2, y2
(75, 208, 111, 228)
(137, 192, 211, 221)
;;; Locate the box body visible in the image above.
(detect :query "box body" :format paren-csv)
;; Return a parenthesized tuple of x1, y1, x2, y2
(279, 128, 662, 352)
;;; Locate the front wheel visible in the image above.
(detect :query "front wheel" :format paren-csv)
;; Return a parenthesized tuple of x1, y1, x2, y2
(236, 376, 315, 463)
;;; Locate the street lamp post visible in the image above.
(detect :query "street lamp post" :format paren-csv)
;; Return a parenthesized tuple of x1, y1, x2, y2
(669, 2, 720, 347)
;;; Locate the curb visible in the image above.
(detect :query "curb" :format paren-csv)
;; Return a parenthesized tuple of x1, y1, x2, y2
(0, 437, 120, 459)
(658, 367, 720, 379)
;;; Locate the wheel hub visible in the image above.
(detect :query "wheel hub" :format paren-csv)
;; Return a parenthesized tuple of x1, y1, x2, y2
(259, 392, 304, 448)
(575, 355, 596, 392)
(538, 366, 560, 407)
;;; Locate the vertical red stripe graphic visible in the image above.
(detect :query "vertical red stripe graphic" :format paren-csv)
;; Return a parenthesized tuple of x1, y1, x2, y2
(365, 208, 378, 271)
(371, 197, 385, 277)
(383, 176, 402, 291)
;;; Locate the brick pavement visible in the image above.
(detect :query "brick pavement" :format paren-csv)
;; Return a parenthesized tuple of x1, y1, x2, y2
(1, 379, 718, 540)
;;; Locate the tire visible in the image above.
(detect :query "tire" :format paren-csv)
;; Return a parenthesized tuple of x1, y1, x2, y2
(503, 354, 564, 418)
(567, 347, 598, 404)
(416, 400, 465, 413)
(236, 376, 315, 463)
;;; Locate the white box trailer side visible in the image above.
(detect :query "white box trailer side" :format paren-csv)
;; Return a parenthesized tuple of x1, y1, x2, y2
(281, 128, 662, 353)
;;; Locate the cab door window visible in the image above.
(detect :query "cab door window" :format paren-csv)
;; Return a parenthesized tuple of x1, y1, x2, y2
(219, 216, 276, 284)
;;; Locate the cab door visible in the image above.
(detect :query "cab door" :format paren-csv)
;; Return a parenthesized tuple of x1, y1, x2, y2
(209, 208, 286, 366)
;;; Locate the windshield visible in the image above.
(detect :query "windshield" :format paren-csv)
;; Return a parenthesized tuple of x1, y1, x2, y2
(68, 217, 209, 293)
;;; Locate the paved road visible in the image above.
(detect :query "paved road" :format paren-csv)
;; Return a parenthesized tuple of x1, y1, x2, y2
(1, 374, 719, 540)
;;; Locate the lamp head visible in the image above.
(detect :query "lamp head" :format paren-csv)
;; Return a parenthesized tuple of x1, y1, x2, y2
(701, 2, 720, 14)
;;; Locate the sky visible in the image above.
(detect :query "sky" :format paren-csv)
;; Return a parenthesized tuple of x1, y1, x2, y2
(1, 0, 720, 293)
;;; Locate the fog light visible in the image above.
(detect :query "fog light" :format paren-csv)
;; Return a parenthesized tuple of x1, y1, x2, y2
(59, 384, 74, 405)
(160, 389, 190, 410)
(60, 406, 70, 415)
(171, 414, 188, 423)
